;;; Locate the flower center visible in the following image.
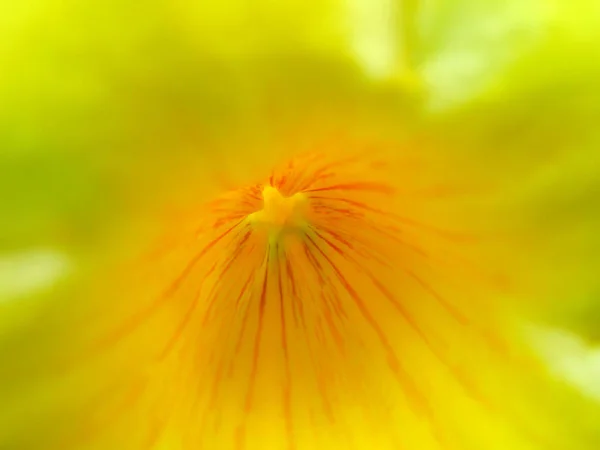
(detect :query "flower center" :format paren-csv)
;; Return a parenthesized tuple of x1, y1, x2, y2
(248, 185, 309, 240)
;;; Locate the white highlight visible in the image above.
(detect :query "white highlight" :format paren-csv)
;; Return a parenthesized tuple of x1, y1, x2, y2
(528, 325, 600, 402)
(419, 2, 549, 112)
(0, 249, 71, 302)
(346, 0, 555, 109)
(346, 0, 398, 79)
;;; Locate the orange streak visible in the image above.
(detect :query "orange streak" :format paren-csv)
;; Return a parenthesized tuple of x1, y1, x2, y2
(235, 254, 270, 450)
(304, 235, 430, 415)
(94, 219, 245, 355)
(277, 250, 296, 450)
(304, 181, 395, 195)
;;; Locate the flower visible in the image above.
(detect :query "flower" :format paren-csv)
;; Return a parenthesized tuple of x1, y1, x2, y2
(1, 1, 600, 449)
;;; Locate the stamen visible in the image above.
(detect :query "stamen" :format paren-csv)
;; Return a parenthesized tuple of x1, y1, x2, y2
(248, 185, 309, 243)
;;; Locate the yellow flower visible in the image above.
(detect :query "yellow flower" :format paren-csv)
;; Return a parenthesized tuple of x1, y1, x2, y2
(1, 1, 600, 449)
